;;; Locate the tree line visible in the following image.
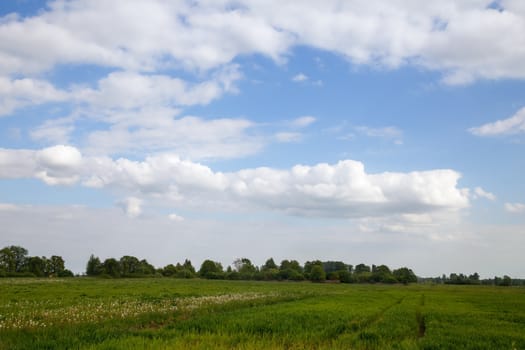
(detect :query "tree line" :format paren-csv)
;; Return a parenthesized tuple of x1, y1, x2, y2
(2, 245, 522, 286)
(86, 254, 418, 284)
(0, 245, 73, 277)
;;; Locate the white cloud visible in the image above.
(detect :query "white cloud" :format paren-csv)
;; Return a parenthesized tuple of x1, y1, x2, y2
(473, 187, 496, 201)
(291, 116, 316, 128)
(119, 197, 143, 218)
(30, 117, 76, 144)
(0, 76, 67, 116)
(0, 145, 82, 185)
(1, 1, 524, 83)
(505, 202, 525, 213)
(469, 107, 525, 136)
(0, 146, 471, 219)
(355, 126, 403, 138)
(292, 73, 308, 82)
(168, 213, 184, 222)
(274, 132, 302, 143)
(84, 115, 262, 159)
(76, 65, 241, 111)
(354, 125, 403, 144)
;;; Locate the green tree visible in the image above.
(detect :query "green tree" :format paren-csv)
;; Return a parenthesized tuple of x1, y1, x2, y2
(0, 247, 17, 273)
(48, 255, 65, 276)
(120, 256, 140, 276)
(137, 259, 155, 275)
(354, 263, 371, 274)
(261, 258, 278, 270)
(27, 256, 48, 277)
(102, 258, 121, 277)
(393, 267, 417, 284)
(0, 246, 28, 273)
(86, 254, 102, 276)
(233, 258, 257, 279)
(310, 265, 326, 282)
(199, 260, 224, 279)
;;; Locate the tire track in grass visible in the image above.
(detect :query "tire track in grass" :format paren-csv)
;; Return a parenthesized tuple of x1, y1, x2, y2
(325, 295, 407, 340)
(416, 294, 426, 338)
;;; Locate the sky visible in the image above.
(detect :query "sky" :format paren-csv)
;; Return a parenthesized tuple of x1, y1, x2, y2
(1, 0, 524, 278)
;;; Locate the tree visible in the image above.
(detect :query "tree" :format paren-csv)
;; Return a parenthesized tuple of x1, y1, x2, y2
(86, 254, 102, 276)
(262, 258, 278, 270)
(48, 255, 65, 276)
(354, 263, 371, 274)
(182, 259, 196, 275)
(233, 258, 257, 279)
(0, 246, 28, 273)
(0, 247, 16, 273)
(27, 256, 48, 277)
(393, 267, 417, 285)
(310, 265, 326, 282)
(102, 258, 121, 277)
(199, 260, 224, 279)
(501, 275, 512, 286)
(120, 256, 140, 276)
(137, 259, 155, 275)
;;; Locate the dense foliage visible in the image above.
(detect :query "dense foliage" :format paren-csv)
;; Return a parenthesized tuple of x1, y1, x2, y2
(0, 245, 73, 277)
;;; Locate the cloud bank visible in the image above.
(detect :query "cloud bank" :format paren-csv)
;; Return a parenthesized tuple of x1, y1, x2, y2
(0, 145, 469, 219)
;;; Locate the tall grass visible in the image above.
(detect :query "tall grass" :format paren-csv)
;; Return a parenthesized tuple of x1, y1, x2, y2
(0, 278, 523, 349)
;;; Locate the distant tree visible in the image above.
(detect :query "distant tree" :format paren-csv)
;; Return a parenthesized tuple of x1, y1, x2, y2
(280, 260, 303, 273)
(393, 267, 417, 284)
(468, 272, 480, 285)
(199, 260, 224, 279)
(0, 246, 28, 273)
(86, 254, 103, 276)
(501, 275, 512, 286)
(162, 264, 177, 277)
(182, 259, 196, 275)
(120, 256, 140, 276)
(262, 258, 278, 270)
(48, 255, 65, 276)
(323, 261, 348, 274)
(354, 263, 371, 274)
(0, 247, 16, 273)
(371, 264, 396, 283)
(137, 259, 155, 275)
(310, 265, 326, 282)
(338, 270, 353, 283)
(27, 256, 48, 277)
(102, 258, 121, 277)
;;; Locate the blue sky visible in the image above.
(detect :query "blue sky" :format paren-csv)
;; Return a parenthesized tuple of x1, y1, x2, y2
(1, 0, 524, 277)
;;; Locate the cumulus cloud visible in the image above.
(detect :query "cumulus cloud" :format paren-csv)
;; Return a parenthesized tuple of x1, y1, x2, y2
(84, 115, 262, 159)
(292, 73, 308, 82)
(119, 197, 143, 218)
(168, 213, 184, 222)
(291, 116, 316, 128)
(0, 145, 82, 185)
(0, 76, 67, 116)
(469, 107, 525, 136)
(75, 65, 241, 110)
(473, 187, 496, 201)
(0, 146, 471, 219)
(505, 202, 525, 213)
(0, 1, 524, 84)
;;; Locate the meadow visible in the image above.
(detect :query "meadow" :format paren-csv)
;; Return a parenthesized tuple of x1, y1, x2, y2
(0, 278, 524, 349)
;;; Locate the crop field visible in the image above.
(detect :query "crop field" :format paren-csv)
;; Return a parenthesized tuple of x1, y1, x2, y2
(0, 279, 524, 349)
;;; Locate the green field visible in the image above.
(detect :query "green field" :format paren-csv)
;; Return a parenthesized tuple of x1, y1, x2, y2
(0, 278, 524, 349)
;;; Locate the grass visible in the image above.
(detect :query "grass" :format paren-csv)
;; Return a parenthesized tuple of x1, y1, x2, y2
(0, 278, 524, 349)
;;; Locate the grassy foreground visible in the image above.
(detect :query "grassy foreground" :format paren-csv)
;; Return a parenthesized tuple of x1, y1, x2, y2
(0, 278, 524, 349)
